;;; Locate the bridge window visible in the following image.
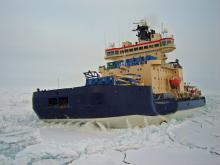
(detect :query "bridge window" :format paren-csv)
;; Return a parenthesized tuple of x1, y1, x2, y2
(129, 48, 133, 52)
(149, 45, 153, 48)
(167, 40, 171, 44)
(120, 50, 124, 54)
(115, 50, 119, 55)
(161, 41, 166, 45)
(154, 44, 159, 47)
(139, 47, 143, 50)
(134, 47, 138, 51)
(110, 51, 114, 55)
(125, 49, 128, 53)
(144, 45, 148, 49)
(106, 51, 111, 56)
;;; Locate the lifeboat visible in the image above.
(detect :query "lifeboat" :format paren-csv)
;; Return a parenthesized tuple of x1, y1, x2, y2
(169, 76, 181, 88)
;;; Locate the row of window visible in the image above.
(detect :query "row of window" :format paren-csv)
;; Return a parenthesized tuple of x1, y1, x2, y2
(106, 40, 174, 56)
(119, 67, 142, 73)
(152, 67, 176, 74)
(48, 97, 68, 107)
(48, 94, 105, 107)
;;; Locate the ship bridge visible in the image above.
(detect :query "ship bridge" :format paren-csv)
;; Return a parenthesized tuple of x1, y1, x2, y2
(105, 37, 175, 60)
(105, 21, 175, 61)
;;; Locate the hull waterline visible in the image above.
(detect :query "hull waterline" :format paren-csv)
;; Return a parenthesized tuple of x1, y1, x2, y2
(33, 85, 205, 128)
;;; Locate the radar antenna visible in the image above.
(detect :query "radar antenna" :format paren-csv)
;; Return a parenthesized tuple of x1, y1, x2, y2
(132, 19, 155, 42)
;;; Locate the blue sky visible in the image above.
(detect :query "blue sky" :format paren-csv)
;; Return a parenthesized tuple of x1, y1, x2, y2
(0, 0, 220, 92)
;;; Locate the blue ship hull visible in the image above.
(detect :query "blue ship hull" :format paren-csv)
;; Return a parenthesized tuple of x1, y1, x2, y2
(32, 86, 206, 121)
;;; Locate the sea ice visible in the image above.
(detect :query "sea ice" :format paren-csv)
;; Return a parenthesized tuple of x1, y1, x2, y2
(0, 89, 220, 165)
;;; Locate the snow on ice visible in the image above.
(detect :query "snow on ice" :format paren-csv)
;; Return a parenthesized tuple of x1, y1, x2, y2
(0, 88, 220, 165)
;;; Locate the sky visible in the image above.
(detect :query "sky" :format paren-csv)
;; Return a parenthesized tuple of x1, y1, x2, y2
(0, 0, 220, 92)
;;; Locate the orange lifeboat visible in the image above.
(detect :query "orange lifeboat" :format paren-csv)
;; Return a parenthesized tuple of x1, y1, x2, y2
(169, 76, 181, 88)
